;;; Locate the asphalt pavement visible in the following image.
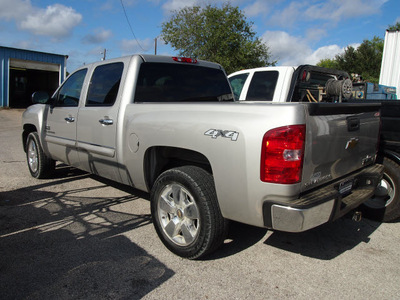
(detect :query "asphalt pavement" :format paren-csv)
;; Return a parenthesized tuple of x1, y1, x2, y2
(1, 108, 400, 299)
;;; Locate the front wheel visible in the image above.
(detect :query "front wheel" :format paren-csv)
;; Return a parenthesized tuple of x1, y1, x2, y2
(26, 132, 55, 179)
(150, 166, 227, 259)
(360, 157, 400, 222)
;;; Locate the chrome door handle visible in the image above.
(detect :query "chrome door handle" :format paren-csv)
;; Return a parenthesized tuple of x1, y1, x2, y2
(99, 118, 113, 125)
(64, 116, 75, 123)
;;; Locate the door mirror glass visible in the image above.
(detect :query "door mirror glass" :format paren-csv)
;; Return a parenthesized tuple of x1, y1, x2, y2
(32, 91, 50, 104)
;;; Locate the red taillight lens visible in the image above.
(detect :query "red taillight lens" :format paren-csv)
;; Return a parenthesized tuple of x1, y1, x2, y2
(172, 57, 198, 63)
(261, 125, 306, 184)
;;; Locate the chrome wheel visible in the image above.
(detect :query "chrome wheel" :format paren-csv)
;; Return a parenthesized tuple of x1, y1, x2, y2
(364, 175, 395, 209)
(157, 183, 200, 246)
(151, 166, 227, 259)
(27, 139, 39, 173)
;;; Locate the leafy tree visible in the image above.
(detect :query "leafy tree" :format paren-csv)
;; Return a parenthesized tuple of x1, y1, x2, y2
(161, 4, 275, 74)
(388, 22, 400, 31)
(317, 37, 383, 83)
(317, 58, 338, 69)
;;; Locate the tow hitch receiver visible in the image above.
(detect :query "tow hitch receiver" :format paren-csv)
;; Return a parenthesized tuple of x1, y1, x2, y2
(352, 211, 362, 222)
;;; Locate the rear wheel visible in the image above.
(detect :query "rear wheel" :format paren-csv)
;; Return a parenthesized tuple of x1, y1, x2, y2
(360, 157, 400, 222)
(26, 132, 55, 179)
(150, 166, 227, 259)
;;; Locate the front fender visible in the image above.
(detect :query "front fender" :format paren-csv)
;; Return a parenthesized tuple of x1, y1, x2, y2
(22, 104, 47, 151)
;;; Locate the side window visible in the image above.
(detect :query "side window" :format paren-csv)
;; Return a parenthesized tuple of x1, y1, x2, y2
(55, 69, 87, 106)
(228, 73, 249, 100)
(246, 71, 279, 101)
(86, 62, 124, 106)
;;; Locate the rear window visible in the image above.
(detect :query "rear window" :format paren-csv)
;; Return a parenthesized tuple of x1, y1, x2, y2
(246, 71, 278, 101)
(134, 62, 233, 102)
(229, 73, 249, 100)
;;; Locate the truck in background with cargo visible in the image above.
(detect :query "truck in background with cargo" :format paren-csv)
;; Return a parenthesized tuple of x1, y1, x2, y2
(228, 64, 400, 223)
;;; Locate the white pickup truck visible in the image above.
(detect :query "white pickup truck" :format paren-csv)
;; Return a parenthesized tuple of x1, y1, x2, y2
(229, 65, 399, 222)
(22, 56, 383, 259)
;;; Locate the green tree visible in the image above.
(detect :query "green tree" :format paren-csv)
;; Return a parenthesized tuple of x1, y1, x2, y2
(317, 36, 383, 83)
(317, 58, 338, 69)
(161, 4, 275, 74)
(388, 22, 400, 31)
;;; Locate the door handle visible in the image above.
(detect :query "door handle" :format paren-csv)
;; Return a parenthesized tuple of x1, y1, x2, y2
(64, 116, 75, 123)
(99, 118, 113, 126)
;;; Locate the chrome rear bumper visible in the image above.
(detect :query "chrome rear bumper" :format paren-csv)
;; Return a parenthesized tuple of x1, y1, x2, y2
(263, 164, 384, 232)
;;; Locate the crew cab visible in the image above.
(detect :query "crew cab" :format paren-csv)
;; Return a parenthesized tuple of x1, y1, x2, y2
(22, 56, 383, 259)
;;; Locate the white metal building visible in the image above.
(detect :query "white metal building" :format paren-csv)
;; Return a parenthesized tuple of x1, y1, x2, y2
(380, 30, 400, 99)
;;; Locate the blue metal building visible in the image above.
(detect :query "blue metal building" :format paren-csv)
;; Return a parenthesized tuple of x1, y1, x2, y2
(0, 46, 67, 108)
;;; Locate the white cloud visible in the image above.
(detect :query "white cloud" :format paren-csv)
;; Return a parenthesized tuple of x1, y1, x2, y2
(82, 28, 113, 44)
(20, 4, 82, 38)
(267, 0, 388, 29)
(160, 0, 244, 15)
(243, 0, 271, 17)
(262, 30, 347, 66)
(162, 0, 196, 14)
(0, 0, 31, 20)
(268, 2, 307, 28)
(306, 28, 327, 41)
(0, 1, 82, 39)
(304, 0, 389, 22)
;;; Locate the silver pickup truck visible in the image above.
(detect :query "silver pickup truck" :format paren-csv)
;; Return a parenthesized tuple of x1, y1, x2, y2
(22, 55, 383, 259)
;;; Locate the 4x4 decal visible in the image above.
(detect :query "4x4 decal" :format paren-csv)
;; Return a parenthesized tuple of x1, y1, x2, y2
(204, 129, 239, 141)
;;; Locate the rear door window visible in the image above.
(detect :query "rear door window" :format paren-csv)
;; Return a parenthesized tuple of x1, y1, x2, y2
(86, 62, 124, 106)
(228, 73, 249, 100)
(134, 62, 233, 102)
(246, 71, 279, 101)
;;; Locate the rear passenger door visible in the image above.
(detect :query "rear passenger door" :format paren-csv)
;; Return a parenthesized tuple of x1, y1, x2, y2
(76, 62, 124, 181)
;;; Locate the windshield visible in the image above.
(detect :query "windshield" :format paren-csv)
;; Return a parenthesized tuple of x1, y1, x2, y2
(134, 62, 234, 102)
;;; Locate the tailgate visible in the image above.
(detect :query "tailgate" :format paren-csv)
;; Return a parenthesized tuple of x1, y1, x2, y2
(301, 103, 381, 192)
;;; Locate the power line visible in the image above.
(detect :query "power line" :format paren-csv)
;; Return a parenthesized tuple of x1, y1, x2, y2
(119, 0, 145, 52)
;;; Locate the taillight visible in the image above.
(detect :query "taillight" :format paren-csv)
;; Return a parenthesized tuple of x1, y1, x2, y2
(260, 125, 306, 184)
(172, 57, 198, 63)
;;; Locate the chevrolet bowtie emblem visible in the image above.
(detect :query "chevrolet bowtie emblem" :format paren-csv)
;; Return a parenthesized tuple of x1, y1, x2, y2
(345, 138, 359, 150)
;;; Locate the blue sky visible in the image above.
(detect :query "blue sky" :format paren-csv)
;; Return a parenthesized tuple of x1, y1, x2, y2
(0, 0, 399, 73)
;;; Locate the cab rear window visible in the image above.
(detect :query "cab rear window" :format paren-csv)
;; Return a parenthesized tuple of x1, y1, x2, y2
(134, 63, 233, 102)
(246, 71, 278, 101)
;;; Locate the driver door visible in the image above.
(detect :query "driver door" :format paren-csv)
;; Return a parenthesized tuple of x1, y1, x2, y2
(43, 68, 88, 166)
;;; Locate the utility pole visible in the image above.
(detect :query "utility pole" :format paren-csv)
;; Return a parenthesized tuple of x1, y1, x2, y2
(101, 49, 107, 61)
(154, 38, 157, 55)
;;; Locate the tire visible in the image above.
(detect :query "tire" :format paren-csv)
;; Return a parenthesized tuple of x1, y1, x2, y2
(360, 157, 400, 222)
(25, 132, 55, 179)
(150, 166, 228, 259)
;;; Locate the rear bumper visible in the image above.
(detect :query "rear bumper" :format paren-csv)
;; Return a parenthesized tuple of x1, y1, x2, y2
(262, 164, 384, 232)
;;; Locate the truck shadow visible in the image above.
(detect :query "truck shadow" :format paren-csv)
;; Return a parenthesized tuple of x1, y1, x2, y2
(3, 164, 381, 265)
(0, 166, 173, 299)
(205, 215, 380, 261)
(263, 216, 380, 260)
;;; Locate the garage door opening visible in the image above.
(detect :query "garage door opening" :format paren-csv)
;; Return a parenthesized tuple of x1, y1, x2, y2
(8, 59, 61, 108)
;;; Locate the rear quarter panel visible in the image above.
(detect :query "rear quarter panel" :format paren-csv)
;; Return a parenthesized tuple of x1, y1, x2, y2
(120, 102, 308, 227)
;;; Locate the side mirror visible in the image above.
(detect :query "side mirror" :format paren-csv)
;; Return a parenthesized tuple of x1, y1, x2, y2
(32, 91, 50, 104)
